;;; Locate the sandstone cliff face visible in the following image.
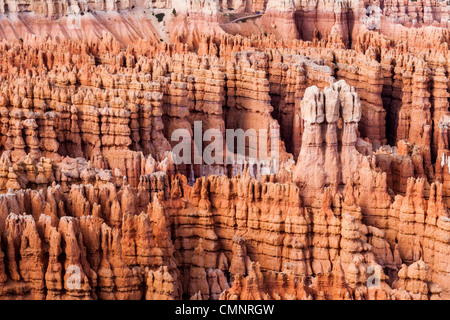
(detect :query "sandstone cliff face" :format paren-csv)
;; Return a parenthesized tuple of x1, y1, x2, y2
(0, 0, 449, 301)
(1, 166, 446, 299)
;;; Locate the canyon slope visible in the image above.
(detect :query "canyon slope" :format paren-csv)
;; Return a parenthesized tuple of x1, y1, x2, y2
(0, 0, 448, 300)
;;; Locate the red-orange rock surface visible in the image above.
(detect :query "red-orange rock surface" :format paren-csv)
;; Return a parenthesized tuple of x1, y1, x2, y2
(0, 0, 448, 301)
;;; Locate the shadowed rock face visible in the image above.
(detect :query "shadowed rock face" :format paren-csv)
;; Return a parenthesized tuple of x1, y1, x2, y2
(0, 0, 448, 300)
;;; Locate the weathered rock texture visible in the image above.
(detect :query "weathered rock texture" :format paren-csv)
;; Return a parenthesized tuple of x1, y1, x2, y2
(0, 0, 449, 301)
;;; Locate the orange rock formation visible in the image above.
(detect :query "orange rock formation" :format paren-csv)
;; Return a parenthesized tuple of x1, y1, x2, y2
(0, 0, 448, 301)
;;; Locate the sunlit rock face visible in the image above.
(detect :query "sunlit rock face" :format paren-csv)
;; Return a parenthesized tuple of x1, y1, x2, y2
(0, 0, 448, 300)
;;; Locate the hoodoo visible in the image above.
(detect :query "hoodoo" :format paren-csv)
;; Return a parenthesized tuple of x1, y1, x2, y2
(0, 0, 448, 301)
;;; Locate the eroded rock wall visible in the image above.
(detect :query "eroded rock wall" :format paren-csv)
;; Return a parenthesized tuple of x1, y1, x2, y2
(0, 0, 448, 301)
